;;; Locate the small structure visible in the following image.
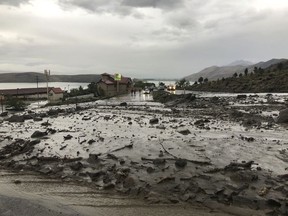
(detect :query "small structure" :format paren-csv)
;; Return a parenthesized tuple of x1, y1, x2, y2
(97, 73, 132, 96)
(0, 87, 63, 101)
(48, 87, 64, 102)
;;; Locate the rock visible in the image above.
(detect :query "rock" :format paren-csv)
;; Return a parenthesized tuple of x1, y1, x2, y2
(6, 115, 25, 123)
(22, 114, 33, 120)
(103, 183, 115, 190)
(156, 125, 166, 130)
(31, 130, 47, 138)
(119, 159, 125, 165)
(0, 112, 8, 117)
(168, 196, 179, 204)
(47, 109, 60, 116)
(236, 94, 247, 99)
(64, 134, 73, 140)
(13, 179, 22, 184)
(107, 153, 118, 160)
(276, 108, 288, 123)
(229, 170, 258, 182)
(41, 121, 51, 126)
(88, 139, 96, 144)
(153, 158, 166, 165)
(87, 154, 99, 163)
(33, 117, 43, 122)
(149, 118, 159, 124)
(232, 195, 258, 209)
(82, 116, 91, 121)
(87, 171, 105, 181)
(29, 139, 41, 145)
(123, 176, 135, 188)
(103, 174, 113, 184)
(224, 161, 254, 171)
(175, 159, 187, 168)
(104, 115, 110, 120)
(258, 187, 270, 196)
(145, 191, 162, 204)
(39, 167, 52, 175)
(60, 145, 68, 150)
(70, 162, 83, 171)
(211, 96, 219, 102)
(178, 129, 191, 135)
(146, 167, 155, 173)
(47, 128, 56, 134)
(119, 102, 128, 106)
(245, 137, 255, 142)
(266, 198, 282, 208)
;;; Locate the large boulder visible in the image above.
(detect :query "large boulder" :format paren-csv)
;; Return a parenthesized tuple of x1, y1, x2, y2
(31, 130, 47, 138)
(0, 112, 8, 117)
(6, 115, 25, 123)
(275, 108, 288, 123)
(149, 118, 159, 124)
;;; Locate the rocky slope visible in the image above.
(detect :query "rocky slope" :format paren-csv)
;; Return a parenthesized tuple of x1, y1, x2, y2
(188, 60, 288, 93)
(185, 58, 287, 82)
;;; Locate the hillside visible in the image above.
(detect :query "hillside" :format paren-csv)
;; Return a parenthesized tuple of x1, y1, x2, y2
(0, 72, 101, 83)
(187, 60, 288, 93)
(185, 58, 287, 82)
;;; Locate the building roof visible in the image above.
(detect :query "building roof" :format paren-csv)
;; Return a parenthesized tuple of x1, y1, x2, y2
(49, 87, 64, 94)
(0, 87, 63, 96)
(99, 73, 132, 85)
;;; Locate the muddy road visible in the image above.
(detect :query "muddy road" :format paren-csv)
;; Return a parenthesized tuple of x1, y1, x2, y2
(0, 170, 247, 216)
(1, 92, 288, 215)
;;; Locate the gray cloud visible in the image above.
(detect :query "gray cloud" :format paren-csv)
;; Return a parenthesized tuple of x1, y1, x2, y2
(1, 0, 288, 79)
(121, 0, 184, 9)
(0, 0, 30, 6)
(59, 0, 185, 16)
(59, 0, 111, 12)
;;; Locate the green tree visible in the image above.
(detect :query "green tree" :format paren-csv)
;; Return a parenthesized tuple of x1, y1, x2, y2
(204, 78, 208, 83)
(5, 97, 26, 111)
(87, 82, 98, 96)
(277, 62, 283, 71)
(79, 86, 84, 93)
(253, 67, 258, 73)
(239, 73, 243, 77)
(258, 67, 264, 74)
(244, 68, 248, 76)
(198, 77, 204, 84)
(233, 72, 238, 78)
(176, 78, 190, 89)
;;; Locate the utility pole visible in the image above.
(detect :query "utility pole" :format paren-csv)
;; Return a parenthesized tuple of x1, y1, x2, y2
(44, 69, 50, 101)
(36, 76, 39, 108)
(0, 94, 3, 113)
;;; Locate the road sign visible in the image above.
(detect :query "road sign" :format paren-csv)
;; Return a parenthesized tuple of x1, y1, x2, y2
(114, 73, 122, 81)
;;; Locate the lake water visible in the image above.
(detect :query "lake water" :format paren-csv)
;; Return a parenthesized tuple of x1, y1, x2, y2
(0, 82, 90, 92)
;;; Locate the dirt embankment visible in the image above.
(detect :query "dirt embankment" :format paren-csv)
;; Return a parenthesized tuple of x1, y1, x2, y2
(1, 93, 288, 215)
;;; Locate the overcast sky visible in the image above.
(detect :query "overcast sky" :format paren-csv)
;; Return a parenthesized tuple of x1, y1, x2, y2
(0, 0, 287, 79)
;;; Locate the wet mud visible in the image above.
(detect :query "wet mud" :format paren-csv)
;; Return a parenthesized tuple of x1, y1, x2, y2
(0, 92, 288, 215)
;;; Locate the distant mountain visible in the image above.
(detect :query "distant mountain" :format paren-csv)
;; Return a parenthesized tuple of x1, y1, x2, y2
(188, 59, 288, 93)
(0, 72, 101, 83)
(184, 58, 288, 82)
(226, 60, 254, 67)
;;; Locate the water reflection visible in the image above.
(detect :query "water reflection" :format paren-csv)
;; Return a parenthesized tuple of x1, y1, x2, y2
(107, 91, 153, 103)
